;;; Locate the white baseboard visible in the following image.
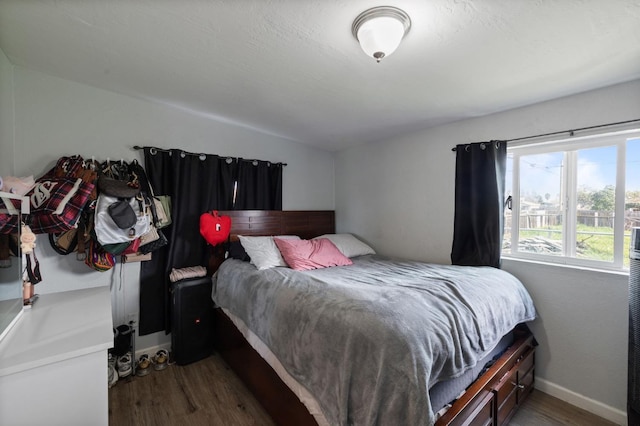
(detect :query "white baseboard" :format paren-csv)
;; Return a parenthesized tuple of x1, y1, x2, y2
(134, 342, 171, 359)
(535, 378, 626, 425)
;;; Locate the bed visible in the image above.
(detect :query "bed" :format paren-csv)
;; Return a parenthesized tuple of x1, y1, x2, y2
(209, 210, 537, 426)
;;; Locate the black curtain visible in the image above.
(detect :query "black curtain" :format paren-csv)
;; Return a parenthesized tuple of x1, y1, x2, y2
(234, 160, 283, 210)
(451, 141, 507, 268)
(139, 149, 235, 335)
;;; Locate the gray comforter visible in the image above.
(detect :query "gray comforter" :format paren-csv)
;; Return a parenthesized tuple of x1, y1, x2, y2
(212, 255, 536, 426)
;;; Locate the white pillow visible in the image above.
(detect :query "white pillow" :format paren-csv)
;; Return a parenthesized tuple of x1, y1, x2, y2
(238, 235, 300, 270)
(314, 234, 375, 258)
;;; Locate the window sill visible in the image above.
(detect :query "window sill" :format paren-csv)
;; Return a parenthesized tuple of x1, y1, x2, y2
(501, 255, 629, 278)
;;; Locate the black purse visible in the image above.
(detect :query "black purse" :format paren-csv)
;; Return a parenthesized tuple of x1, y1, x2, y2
(138, 227, 168, 254)
(107, 199, 137, 229)
(98, 161, 140, 198)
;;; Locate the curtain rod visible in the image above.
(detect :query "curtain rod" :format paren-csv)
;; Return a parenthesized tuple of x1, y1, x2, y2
(451, 118, 640, 151)
(132, 145, 287, 166)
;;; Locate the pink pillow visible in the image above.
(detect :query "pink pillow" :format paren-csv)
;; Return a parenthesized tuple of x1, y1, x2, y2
(273, 238, 353, 271)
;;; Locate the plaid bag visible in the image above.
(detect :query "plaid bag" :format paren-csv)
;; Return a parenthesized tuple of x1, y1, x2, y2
(78, 160, 99, 204)
(57, 156, 82, 177)
(0, 196, 21, 235)
(44, 155, 85, 179)
(44, 155, 99, 205)
(27, 177, 95, 234)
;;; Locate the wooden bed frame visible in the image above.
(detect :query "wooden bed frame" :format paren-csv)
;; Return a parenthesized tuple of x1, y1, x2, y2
(211, 210, 535, 426)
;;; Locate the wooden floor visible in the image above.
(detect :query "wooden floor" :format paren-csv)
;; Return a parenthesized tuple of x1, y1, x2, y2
(510, 392, 617, 426)
(109, 352, 274, 426)
(109, 352, 618, 426)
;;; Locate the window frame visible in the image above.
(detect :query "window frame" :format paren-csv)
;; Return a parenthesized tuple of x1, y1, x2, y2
(504, 129, 640, 272)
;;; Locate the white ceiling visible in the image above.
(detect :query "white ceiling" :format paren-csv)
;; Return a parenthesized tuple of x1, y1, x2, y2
(1, 0, 639, 151)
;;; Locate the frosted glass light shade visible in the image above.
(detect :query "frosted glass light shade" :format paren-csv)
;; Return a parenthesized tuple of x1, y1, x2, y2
(352, 6, 411, 63)
(357, 17, 405, 60)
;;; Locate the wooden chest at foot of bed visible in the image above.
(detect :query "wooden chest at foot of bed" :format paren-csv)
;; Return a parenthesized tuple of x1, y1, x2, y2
(436, 331, 535, 426)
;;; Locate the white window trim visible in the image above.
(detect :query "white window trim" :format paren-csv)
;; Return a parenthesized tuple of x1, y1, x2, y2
(505, 128, 640, 272)
(614, 141, 626, 266)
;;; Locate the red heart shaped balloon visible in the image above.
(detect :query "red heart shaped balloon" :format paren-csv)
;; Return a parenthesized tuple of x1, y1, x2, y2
(199, 211, 232, 246)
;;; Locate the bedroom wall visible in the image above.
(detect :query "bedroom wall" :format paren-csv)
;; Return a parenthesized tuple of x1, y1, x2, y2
(335, 79, 640, 424)
(9, 66, 335, 351)
(0, 48, 14, 175)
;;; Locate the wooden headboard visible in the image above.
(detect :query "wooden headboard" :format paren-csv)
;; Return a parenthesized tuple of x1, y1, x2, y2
(218, 210, 335, 239)
(207, 210, 335, 273)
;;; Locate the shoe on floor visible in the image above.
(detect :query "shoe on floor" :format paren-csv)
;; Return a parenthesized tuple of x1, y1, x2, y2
(116, 352, 133, 378)
(108, 353, 118, 387)
(152, 349, 169, 371)
(136, 354, 151, 377)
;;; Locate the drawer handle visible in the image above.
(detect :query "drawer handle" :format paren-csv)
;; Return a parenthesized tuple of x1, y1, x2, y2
(510, 381, 526, 390)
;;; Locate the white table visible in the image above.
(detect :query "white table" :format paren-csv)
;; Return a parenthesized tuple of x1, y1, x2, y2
(0, 286, 113, 426)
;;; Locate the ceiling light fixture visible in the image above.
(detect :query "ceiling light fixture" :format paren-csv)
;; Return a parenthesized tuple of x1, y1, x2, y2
(352, 6, 411, 63)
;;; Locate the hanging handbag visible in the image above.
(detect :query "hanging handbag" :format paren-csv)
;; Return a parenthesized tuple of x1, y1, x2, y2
(139, 225, 160, 245)
(102, 241, 134, 255)
(27, 176, 94, 234)
(85, 239, 116, 272)
(43, 155, 98, 202)
(123, 251, 152, 263)
(94, 194, 150, 245)
(128, 160, 172, 228)
(152, 195, 172, 228)
(98, 160, 140, 198)
(75, 211, 93, 261)
(122, 238, 141, 255)
(32, 156, 97, 235)
(0, 196, 21, 235)
(46, 155, 84, 179)
(108, 199, 137, 229)
(77, 159, 99, 204)
(138, 225, 168, 254)
(199, 210, 231, 246)
(48, 228, 78, 255)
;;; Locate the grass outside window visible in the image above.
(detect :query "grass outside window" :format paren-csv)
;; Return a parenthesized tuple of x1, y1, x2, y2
(504, 224, 632, 268)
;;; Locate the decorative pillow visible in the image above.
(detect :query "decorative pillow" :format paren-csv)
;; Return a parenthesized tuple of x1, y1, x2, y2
(313, 233, 375, 258)
(238, 235, 300, 270)
(274, 238, 353, 271)
(199, 211, 232, 246)
(228, 240, 250, 262)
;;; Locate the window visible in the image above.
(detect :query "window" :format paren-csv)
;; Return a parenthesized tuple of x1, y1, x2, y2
(503, 129, 640, 270)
